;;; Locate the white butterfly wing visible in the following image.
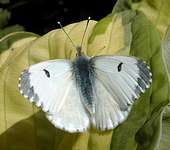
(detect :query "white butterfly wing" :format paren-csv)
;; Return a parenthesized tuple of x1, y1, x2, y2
(19, 60, 89, 132)
(91, 56, 152, 130)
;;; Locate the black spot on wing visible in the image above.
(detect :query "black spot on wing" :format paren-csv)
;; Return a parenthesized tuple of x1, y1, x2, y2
(117, 62, 123, 72)
(43, 69, 50, 78)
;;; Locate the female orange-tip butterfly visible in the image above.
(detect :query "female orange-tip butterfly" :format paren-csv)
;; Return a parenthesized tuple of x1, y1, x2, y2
(18, 17, 152, 133)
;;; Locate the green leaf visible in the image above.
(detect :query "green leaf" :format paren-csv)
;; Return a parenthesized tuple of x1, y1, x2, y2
(88, 10, 135, 56)
(159, 105, 170, 150)
(130, 11, 169, 150)
(113, 0, 132, 12)
(133, 0, 170, 38)
(0, 32, 39, 69)
(113, 1, 170, 149)
(113, 0, 170, 37)
(162, 25, 170, 83)
(0, 31, 39, 54)
(158, 25, 170, 150)
(0, 10, 10, 28)
(0, 25, 25, 39)
(0, 10, 24, 39)
(110, 11, 169, 150)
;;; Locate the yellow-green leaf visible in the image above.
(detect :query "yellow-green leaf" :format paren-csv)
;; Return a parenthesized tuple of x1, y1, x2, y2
(0, 25, 25, 39)
(0, 31, 39, 68)
(113, 0, 170, 37)
(88, 10, 135, 56)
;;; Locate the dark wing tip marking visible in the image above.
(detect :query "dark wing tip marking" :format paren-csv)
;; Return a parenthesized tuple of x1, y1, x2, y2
(18, 70, 43, 107)
(18, 70, 51, 113)
(124, 60, 152, 105)
(135, 60, 152, 96)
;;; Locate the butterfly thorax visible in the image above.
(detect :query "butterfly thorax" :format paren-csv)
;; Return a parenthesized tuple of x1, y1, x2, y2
(72, 55, 95, 114)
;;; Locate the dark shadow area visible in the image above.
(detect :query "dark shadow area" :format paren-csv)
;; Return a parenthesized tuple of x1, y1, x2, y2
(0, 111, 82, 150)
(0, 0, 116, 34)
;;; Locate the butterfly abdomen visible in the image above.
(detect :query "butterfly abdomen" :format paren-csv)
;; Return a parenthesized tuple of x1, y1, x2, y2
(72, 56, 95, 113)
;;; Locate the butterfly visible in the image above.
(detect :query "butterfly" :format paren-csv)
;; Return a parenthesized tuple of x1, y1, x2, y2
(18, 19, 152, 133)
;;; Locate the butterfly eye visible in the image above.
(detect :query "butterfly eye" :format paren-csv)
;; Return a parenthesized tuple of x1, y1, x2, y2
(43, 69, 50, 78)
(117, 62, 123, 72)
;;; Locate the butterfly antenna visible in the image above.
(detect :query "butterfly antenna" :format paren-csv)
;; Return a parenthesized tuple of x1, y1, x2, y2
(80, 16, 91, 49)
(57, 21, 77, 50)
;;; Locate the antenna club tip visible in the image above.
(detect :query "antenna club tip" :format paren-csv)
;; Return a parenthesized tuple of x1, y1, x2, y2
(88, 16, 91, 20)
(57, 21, 61, 24)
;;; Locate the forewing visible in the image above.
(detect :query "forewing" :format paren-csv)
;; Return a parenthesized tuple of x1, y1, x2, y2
(18, 60, 89, 132)
(90, 56, 152, 130)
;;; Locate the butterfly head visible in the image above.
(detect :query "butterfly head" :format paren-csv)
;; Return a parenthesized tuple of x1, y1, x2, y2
(76, 46, 82, 57)
(58, 17, 91, 58)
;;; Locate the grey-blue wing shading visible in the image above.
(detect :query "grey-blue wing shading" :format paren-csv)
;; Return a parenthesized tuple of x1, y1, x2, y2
(18, 60, 90, 132)
(90, 56, 152, 130)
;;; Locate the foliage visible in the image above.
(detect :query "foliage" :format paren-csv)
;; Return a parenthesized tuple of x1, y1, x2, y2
(0, 9, 24, 44)
(0, 0, 170, 150)
(0, 0, 9, 4)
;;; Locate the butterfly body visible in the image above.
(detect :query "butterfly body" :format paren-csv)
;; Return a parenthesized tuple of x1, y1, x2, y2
(72, 55, 95, 114)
